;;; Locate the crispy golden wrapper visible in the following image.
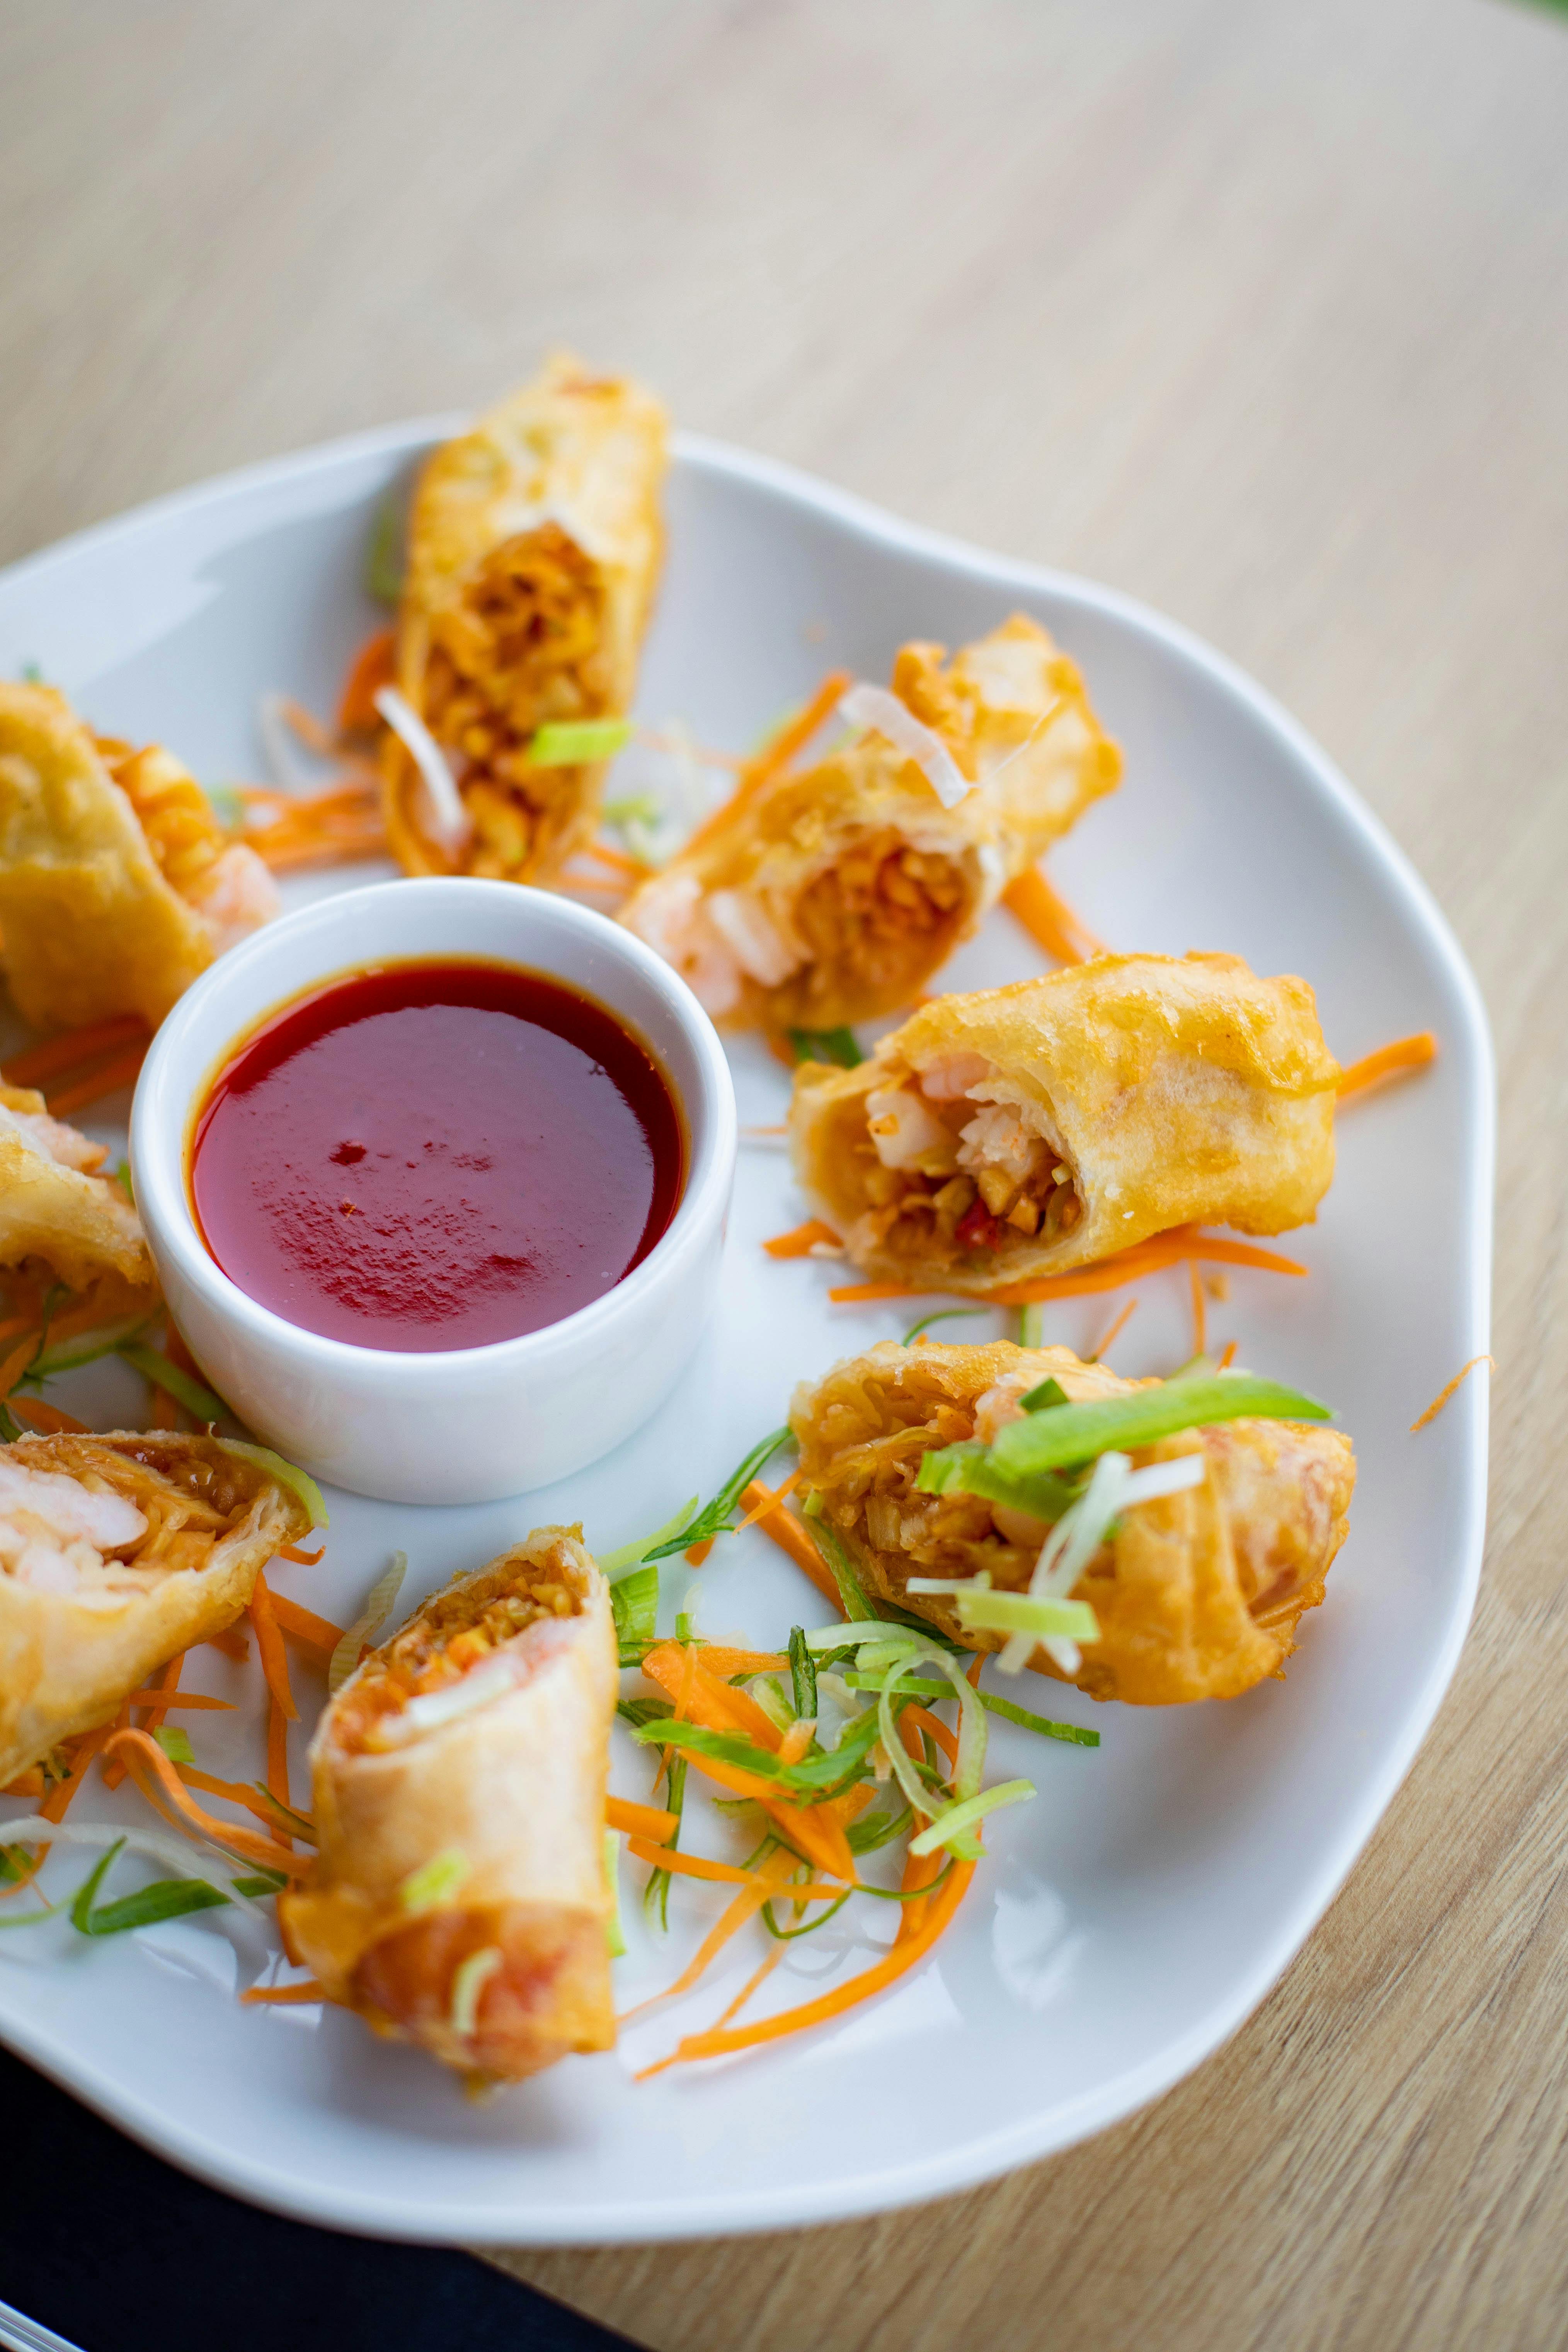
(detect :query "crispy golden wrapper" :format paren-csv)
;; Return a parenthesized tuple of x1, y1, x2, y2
(790, 951, 1338, 1294)
(0, 1082, 151, 1295)
(281, 1528, 618, 2085)
(792, 1340, 1355, 1704)
(0, 1432, 313, 1785)
(385, 353, 669, 884)
(620, 615, 1120, 1031)
(0, 683, 279, 1031)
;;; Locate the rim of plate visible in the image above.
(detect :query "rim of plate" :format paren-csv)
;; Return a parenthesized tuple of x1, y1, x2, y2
(0, 419, 1495, 2243)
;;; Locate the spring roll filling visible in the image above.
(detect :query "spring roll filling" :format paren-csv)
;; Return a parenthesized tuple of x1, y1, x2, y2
(414, 523, 608, 874)
(854, 1053, 1084, 1266)
(629, 830, 976, 1021)
(808, 1360, 1307, 1622)
(335, 1549, 587, 1757)
(0, 1444, 270, 1603)
(95, 736, 279, 949)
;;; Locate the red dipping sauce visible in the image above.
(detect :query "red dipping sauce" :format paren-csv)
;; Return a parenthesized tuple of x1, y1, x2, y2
(191, 960, 684, 1351)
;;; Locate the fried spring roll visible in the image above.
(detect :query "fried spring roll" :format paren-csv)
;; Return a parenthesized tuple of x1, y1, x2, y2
(0, 1432, 315, 1784)
(792, 1341, 1355, 1703)
(620, 615, 1119, 1031)
(0, 1086, 151, 1296)
(0, 684, 280, 1031)
(279, 1529, 618, 2085)
(384, 354, 669, 884)
(790, 952, 1338, 1294)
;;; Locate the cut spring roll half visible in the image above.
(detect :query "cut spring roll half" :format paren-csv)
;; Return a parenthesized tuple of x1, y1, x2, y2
(0, 683, 279, 1031)
(383, 353, 669, 884)
(0, 1432, 317, 1784)
(792, 1341, 1356, 1703)
(280, 1529, 618, 2086)
(620, 615, 1120, 1032)
(790, 952, 1338, 1294)
(0, 1085, 151, 1298)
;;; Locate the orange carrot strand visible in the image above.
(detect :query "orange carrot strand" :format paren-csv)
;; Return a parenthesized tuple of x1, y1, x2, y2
(1410, 1354, 1493, 1433)
(44, 1044, 148, 1118)
(3, 1015, 149, 1088)
(1001, 868, 1106, 964)
(1337, 1031, 1437, 1100)
(763, 1219, 841, 1260)
(247, 1572, 298, 1722)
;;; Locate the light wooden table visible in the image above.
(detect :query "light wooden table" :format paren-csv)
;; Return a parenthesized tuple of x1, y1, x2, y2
(4, 3, 1566, 2344)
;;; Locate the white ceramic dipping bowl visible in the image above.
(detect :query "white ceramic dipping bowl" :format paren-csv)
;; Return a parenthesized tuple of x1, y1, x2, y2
(130, 878, 737, 1505)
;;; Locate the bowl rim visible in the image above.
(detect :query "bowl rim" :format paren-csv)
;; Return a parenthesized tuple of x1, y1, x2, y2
(129, 874, 738, 1380)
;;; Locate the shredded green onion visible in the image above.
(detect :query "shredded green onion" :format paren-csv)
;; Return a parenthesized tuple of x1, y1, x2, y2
(986, 1371, 1331, 1479)
(908, 1778, 1034, 1857)
(1016, 1303, 1044, 1348)
(645, 1428, 790, 1560)
(603, 1832, 626, 1958)
(364, 497, 404, 606)
(841, 1672, 1100, 1747)
(788, 1026, 863, 1068)
(602, 1497, 698, 1575)
(611, 1563, 660, 1666)
(449, 1945, 503, 2034)
(26, 1312, 153, 1381)
(527, 718, 634, 766)
(902, 1306, 991, 1346)
(788, 1626, 817, 1720)
(118, 1344, 229, 1425)
(1018, 1375, 1070, 1412)
(67, 1840, 231, 1937)
(630, 1706, 882, 1801)
(329, 1552, 404, 1693)
(398, 1848, 470, 1914)
(953, 1591, 1100, 1642)
(153, 1727, 195, 1766)
(218, 1440, 330, 1528)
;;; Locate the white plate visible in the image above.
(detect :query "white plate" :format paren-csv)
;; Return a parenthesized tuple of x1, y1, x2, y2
(0, 424, 1492, 2243)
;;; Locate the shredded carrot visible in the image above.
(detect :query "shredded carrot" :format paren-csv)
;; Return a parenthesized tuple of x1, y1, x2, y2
(1217, 1339, 1238, 1370)
(902, 1704, 958, 1770)
(685, 1538, 715, 1567)
(39, 1710, 125, 1822)
(1410, 1354, 1493, 1433)
(277, 1544, 327, 1566)
(2, 1769, 44, 1798)
(681, 672, 853, 863)
(625, 1838, 842, 1896)
(642, 1645, 782, 1750)
(766, 1034, 797, 1069)
(247, 1573, 298, 1721)
(606, 1795, 680, 1843)
(44, 1044, 148, 1118)
(123, 1691, 235, 1711)
(763, 1219, 842, 1260)
(179, 1766, 315, 1838)
(740, 1481, 839, 1605)
(1189, 1260, 1207, 1357)
(1001, 868, 1106, 965)
(678, 1646, 789, 1678)
(635, 1855, 977, 2076)
(337, 628, 395, 734)
(149, 1365, 180, 1431)
(1337, 1031, 1437, 1100)
(0, 1840, 48, 1895)
(776, 1718, 815, 1766)
(204, 1624, 249, 1662)
(1088, 1297, 1138, 1362)
(266, 1695, 293, 1848)
(581, 840, 653, 881)
(708, 1947, 783, 2031)
(0, 1332, 43, 1399)
(103, 1729, 307, 1876)
(736, 1468, 802, 1531)
(3, 1015, 149, 1090)
(241, 1981, 327, 2006)
(620, 1844, 802, 2023)
(267, 1593, 344, 1654)
(104, 1650, 184, 1790)
(6, 1396, 89, 1434)
(830, 1226, 1309, 1310)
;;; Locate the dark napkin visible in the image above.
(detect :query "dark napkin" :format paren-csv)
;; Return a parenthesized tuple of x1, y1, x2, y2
(0, 2046, 642, 2352)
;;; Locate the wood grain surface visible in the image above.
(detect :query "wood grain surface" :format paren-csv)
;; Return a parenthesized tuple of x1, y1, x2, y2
(3, 3, 1566, 2345)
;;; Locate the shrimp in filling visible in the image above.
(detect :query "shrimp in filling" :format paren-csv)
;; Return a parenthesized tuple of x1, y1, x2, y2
(0, 1432, 315, 1786)
(855, 1049, 1083, 1272)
